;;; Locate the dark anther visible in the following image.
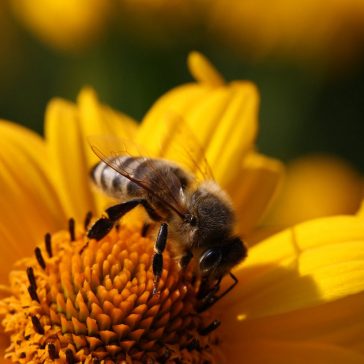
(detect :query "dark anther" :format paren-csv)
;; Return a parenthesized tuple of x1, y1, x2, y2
(31, 315, 44, 334)
(20, 352, 26, 358)
(198, 320, 221, 336)
(68, 218, 76, 241)
(44, 233, 52, 257)
(186, 338, 201, 351)
(196, 297, 216, 313)
(84, 211, 93, 230)
(115, 222, 120, 232)
(34, 247, 46, 270)
(141, 222, 150, 237)
(92, 359, 101, 364)
(48, 343, 59, 359)
(26, 267, 37, 290)
(65, 348, 75, 364)
(27, 285, 40, 303)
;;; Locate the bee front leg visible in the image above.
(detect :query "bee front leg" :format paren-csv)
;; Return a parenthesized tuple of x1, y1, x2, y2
(87, 200, 142, 240)
(152, 223, 168, 295)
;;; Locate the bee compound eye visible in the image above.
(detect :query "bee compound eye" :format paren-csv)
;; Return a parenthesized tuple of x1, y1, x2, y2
(199, 249, 222, 275)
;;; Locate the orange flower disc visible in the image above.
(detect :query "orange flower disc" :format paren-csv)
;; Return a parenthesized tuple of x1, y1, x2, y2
(1, 220, 221, 363)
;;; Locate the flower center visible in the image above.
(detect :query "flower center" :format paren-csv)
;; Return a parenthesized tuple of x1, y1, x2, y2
(1, 215, 222, 363)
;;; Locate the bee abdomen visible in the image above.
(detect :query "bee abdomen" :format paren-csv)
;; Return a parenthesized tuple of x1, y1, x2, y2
(91, 156, 144, 199)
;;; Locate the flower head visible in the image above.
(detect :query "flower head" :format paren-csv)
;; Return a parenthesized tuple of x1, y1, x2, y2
(1, 53, 362, 363)
(2, 221, 222, 363)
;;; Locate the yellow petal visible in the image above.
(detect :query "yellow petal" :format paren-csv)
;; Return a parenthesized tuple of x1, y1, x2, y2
(220, 215, 364, 319)
(137, 83, 213, 156)
(187, 51, 225, 86)
(191, 81, 259, 187)
(228, 152, 284, 235)
(140, 53, 259, 189)
(77, 87, 139, 213)
(222, 339, 364, 364)
(221, 291, 364, 355)
(0, 121, 66, 282)
(45, 98, 95, 221)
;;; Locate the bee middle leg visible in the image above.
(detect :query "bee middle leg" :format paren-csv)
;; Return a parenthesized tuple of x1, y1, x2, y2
(88, 199, 162, 241)
(152, 223, 168, 295)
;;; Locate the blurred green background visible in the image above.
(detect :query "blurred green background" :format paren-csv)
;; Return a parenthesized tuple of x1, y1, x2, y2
(1, 0, 364, 171)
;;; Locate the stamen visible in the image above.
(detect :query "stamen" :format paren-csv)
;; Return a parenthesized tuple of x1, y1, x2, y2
(68, 218, 75, 241)
(141, 222, 150, 237)
(27, 285, 39, 303)
(31, 315, 44, 334)
(65, 348, 74, 364)
(34, 247, 46, 270)
(198, 320, 221, 336)
(115, 222, 120, 232)
(44, 233, 52, 257)
(84, 211, 93, 230)
(47, 343, 59, 359)
(26, 267, 37, 289)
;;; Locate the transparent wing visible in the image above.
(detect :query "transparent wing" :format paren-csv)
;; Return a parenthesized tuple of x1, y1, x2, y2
(89, 136, 189, 220)
(137, 112, 215, 183)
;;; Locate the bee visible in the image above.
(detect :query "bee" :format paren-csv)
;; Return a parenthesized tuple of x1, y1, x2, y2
(88, 144, 247, 309)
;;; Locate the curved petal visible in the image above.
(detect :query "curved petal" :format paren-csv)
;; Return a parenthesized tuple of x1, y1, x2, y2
(139, 53, 259, 189)
(220, 291, 364, 355)
(137, 83, 213, 156)
(229, 152, 284, 235)
(219, 215, 364, 319)
(77, 87, 139, 213)
(0, 121, 66, 283)
(45, 98, 95, 221)
(222, 339, 364, 364)
(187, 51, 225, 86)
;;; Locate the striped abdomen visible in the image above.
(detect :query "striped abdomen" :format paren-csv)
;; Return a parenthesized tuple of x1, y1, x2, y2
(90, 156, 192, 201)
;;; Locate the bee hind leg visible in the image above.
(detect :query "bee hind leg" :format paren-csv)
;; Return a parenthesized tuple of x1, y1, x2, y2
(87, 199, 142, 241)
(152, 223, 168, 295)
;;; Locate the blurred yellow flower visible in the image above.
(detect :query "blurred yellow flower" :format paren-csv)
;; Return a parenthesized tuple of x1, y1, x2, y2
(209, 0, 364, 66)
(9, 0, 113, 52)
(265, 154, 363, 228)
(0, 52, 362, 362)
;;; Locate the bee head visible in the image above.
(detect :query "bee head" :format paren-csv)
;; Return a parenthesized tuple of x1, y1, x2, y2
(188, 181, 235, 247)
(199, 236, 247, 279)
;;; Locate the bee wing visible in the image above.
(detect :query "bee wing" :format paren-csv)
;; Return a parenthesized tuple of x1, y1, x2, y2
(143, 112, 215, 183)
(89, 136, 189, 219)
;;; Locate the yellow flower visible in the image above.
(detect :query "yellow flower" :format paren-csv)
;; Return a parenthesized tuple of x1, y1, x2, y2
(265, 154, 364, 228)
(9, 0, 112, 52)
(208, 0, 364, 66)
(2, 53, 362, 362)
